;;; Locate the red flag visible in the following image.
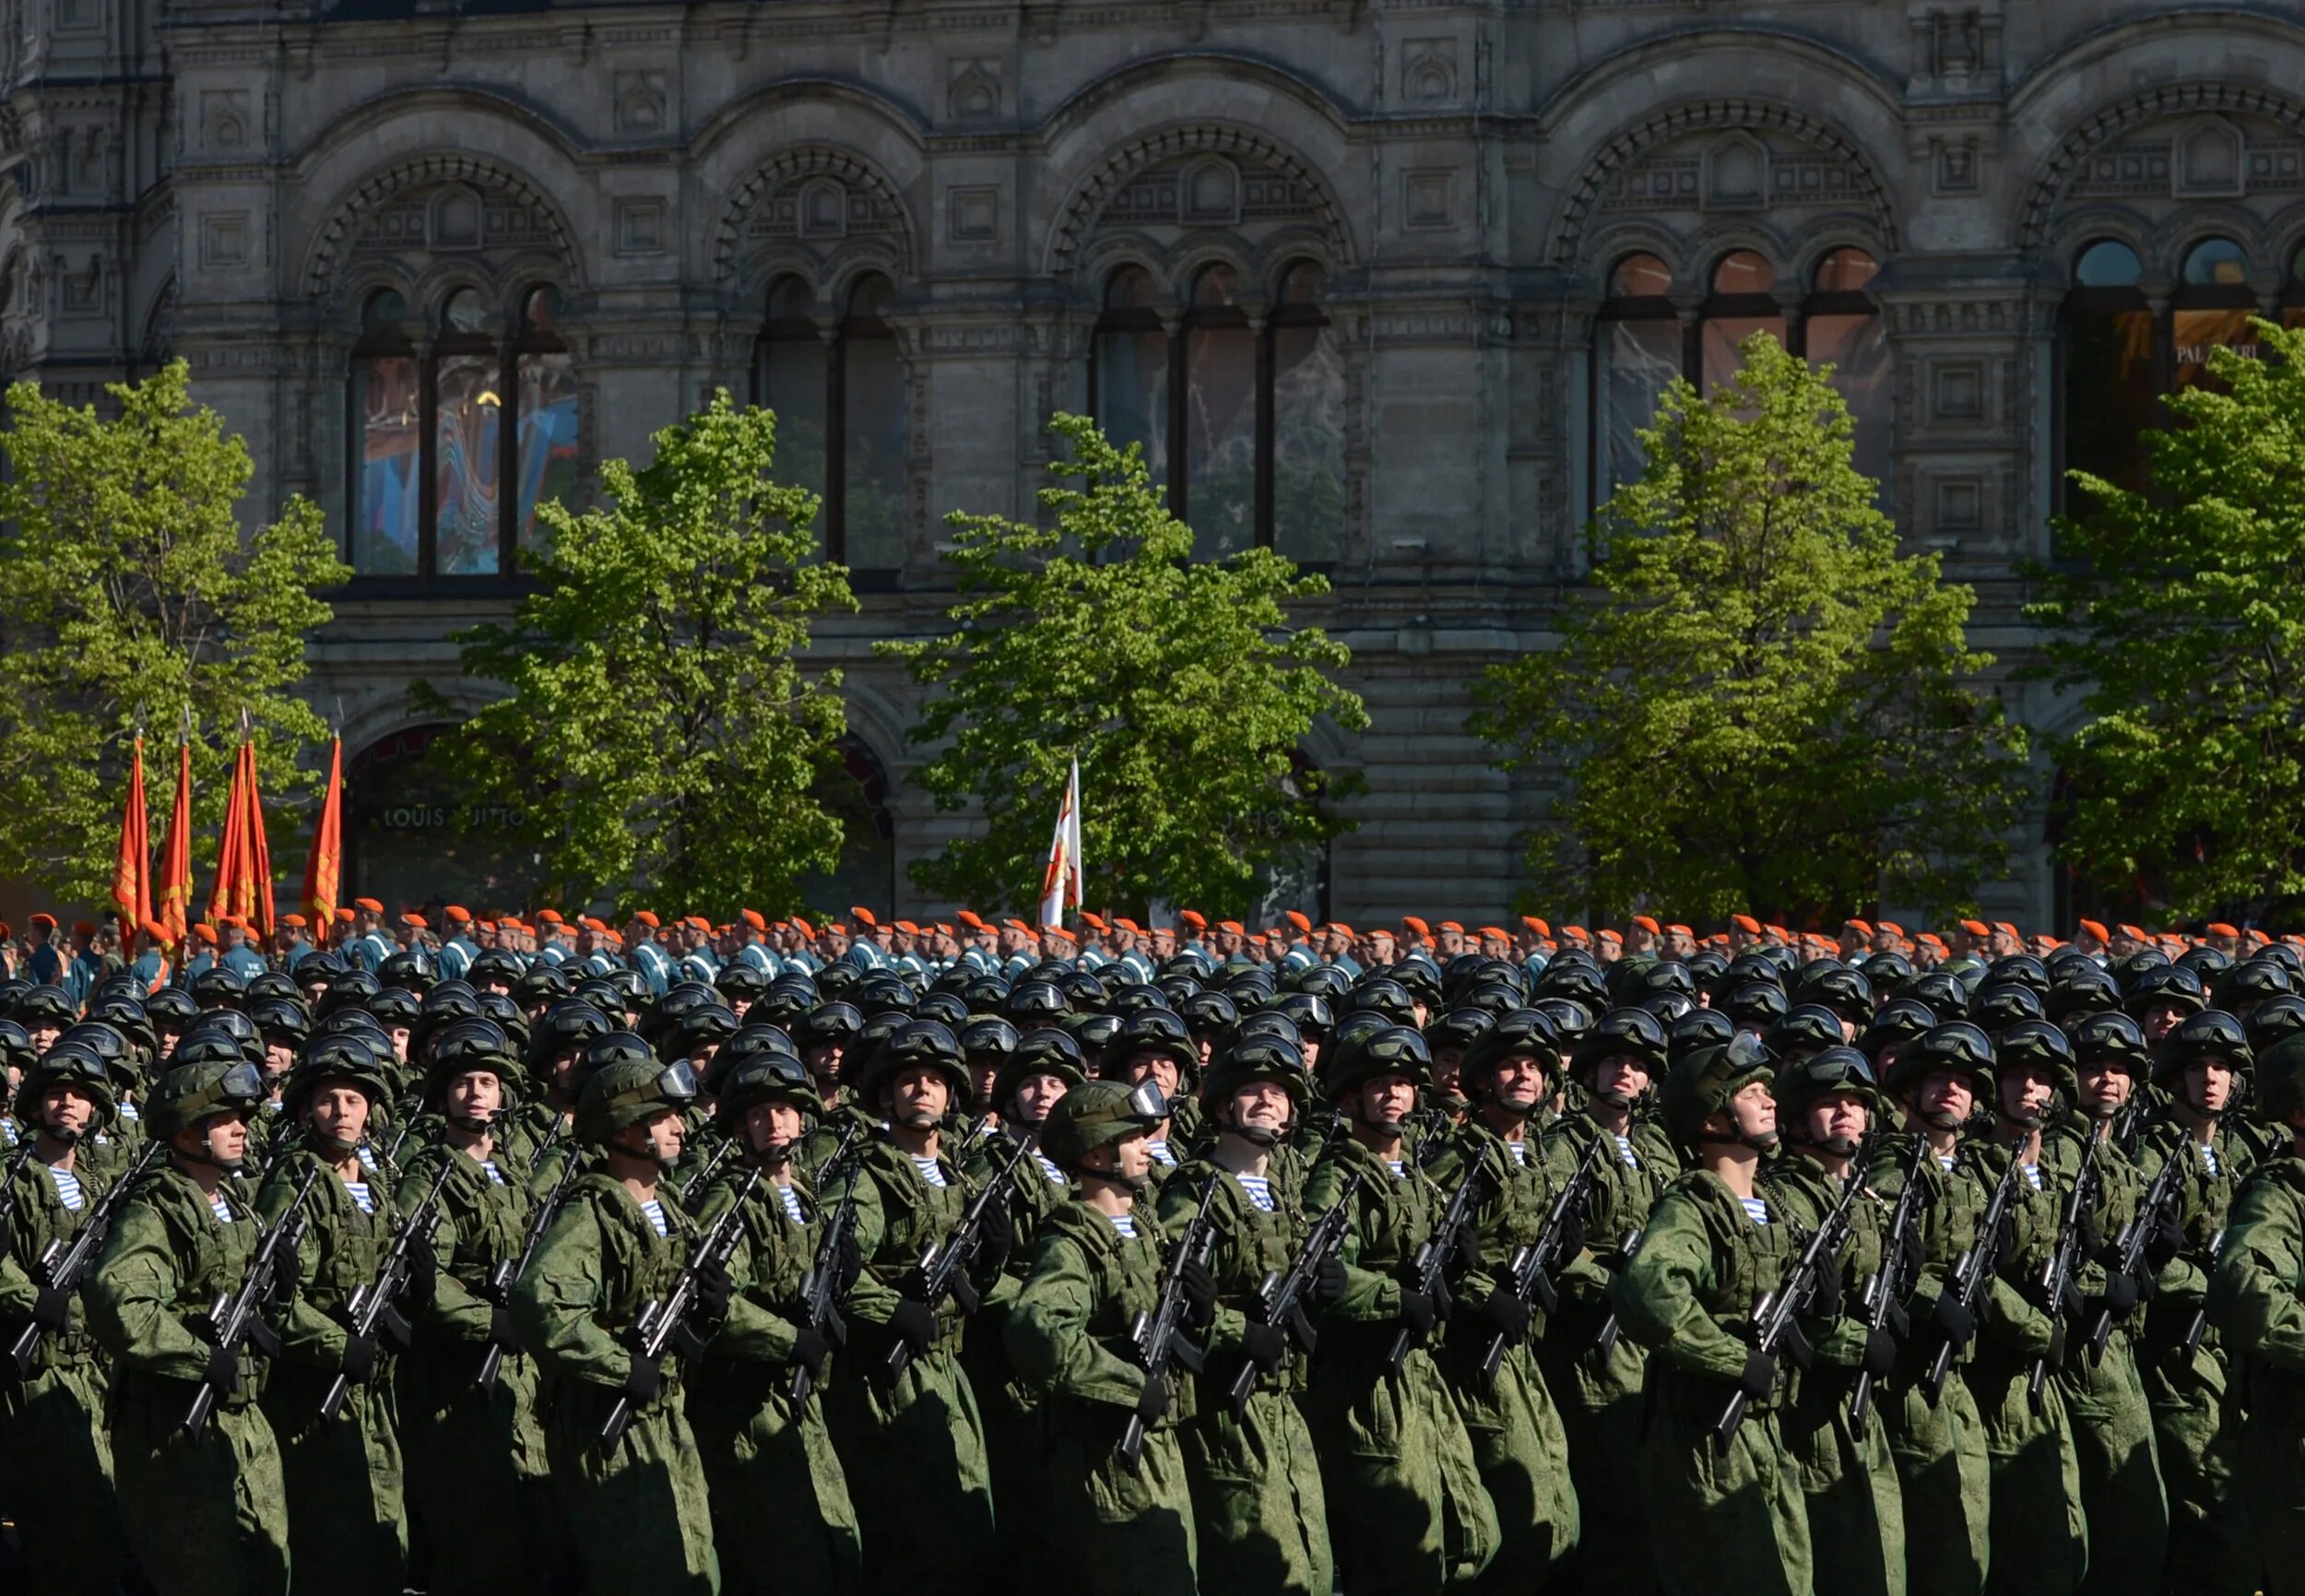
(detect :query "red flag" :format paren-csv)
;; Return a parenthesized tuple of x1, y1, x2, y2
(241, 739, 275, 940)
(303, 736, 343, 928)
(112, 736, 153, 932)
(156, 738, 194, 950)
(207, 739, 251, 932)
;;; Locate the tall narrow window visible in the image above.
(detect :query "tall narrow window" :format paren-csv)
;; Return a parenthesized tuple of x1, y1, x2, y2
(1269, 262, 1345, 563)
(346, 283, 583, 580)
(1700, 252, 1788, 394)
(1093, 266, 1169, 492)
(514, 287, 577, 560)
(1804, 249, 1891, 484)
(839, 275, 907, 572)
(351, 290, 420, 575)
(2058, 241, 2155, 506)
(2173, 237, 2259, 389)
(755, 277, 828, 538)
(1185, 265, 1257, 559)
(2286, 244, 2305, 329)
(1594, 253, 1680, 499)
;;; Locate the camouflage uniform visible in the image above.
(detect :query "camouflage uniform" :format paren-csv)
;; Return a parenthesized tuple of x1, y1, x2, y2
(2205, 1144, 2305, 1595)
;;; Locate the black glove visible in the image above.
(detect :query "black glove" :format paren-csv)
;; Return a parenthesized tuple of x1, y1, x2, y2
(1555, 1211, 1587, 1262)
(1476, 1289, 1532, 1347)
(1861, 1327, 1898, 1377)
(402, 1242, 437, 1309)
(1135, 1370, 1173, 1425)
(337, 1331, 379, 1386)
(2145, 1213, 2186, 1272)
(1930, 1290, 1976, 1348)
(1739, 1347, 1779, 1401)
(834, 1227, 865, 1297)
(977, 1201, 1015, 1273)
(621, 1354, 662, 1407)
(1178, 1257, 1218, 1331)
(787, 1324, 830, 1376)
(487, 1304, 519, 1353)
(1396, 1287, 1437, 1337)
(1240, 1318, 1289, 1374)
(30, 1284, 72, 1332)
(2099, 1270, 2142, 1318)
(203, 1342, 240, 1400)
(1450, 1223, 1482, 1272)
(692, 1256, 733, 1322)
(0, 1210, 13, 1261)
(1311, 1258, 1350, 1307)
(2045, 1318, 2068, 1373)
(1432, 1273, 1456, 1323)
(889, 1297, 938, 1357)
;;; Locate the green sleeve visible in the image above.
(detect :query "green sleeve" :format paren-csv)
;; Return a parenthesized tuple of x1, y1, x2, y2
(258, 1171, 347, 1368)
(1303, 1158, 1397, 1323)
(1004, 1228, 1144, 1409)
(510, 1199, 628, 1389)
(1152, 1177, 1245, 1354)
(1614, 1188, 1747, 1381)
(2207, 1174, 2305, 1376)
(0, 1178, 44, 1322)
(87, 1200, 210, 1378)
(397, 1165, 492, 1342)
(842, 1173, 900, 1330)
(704, 1200, 803, 1366)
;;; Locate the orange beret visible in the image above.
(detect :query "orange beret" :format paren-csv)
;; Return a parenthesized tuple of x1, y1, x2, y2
(1666, 923, 1693, 937)
(2077, 919, 2108, 940)
(191, 923, 217, 945)
(280, 913, 307, 929)
(1876, 921, 1904, 937)
(1401, 916, 1430, 938)
(1842, 918, 1873, 936)
(138, 916, 171, 940)
(1521, 916, 1551, 936)
(1082, 913, 1109, 931)
(1596, 928, 1623, 945)
(29, 913, 56, 929)
(1285, 910, 1312, 933)
(1179, 910, 1207, 930)
(828, 923, 847, 937)
(402, 912, 428, 928)
(958, 911, 987, 930)
(1562, 926, 1590, 943)
(631, 910, 660, 928)
(1113, 917, 1141, 934)
(851, 906, 879, 929)
(1958, 919, 1991, 937)
(443, 905, 471, 924)
(535, 909, 562, 925)
(1219, 920, 1245, 936)
(1478, 926, 1508, 941)
(334, 907, 355, 923)
(1993, 922, 2020, 938)
(1632, 915, 1661, 935)
(791, 916, 813, 937)
(353, 897, 384, 915)
(1732, 915, 1761, 934)
(1438, 920, 1465, 935)
(2206, 922, 2240, 938)
(739, 909, 765, 931)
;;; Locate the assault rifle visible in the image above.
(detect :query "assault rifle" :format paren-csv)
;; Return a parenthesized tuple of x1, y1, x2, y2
(789, 1164, 861, 1404)
(1594, 1230, 1644, 1361)
(886, 1136, 1035, 1380)
(2181, 1229, 2225, 1358)
(1384, 1155, 1488, 1373)
(1849, 1141, 1926, 1435)
(1227, 1169, 1361, 1414)
(9, 1141, 166, 1375)
(322, 1154, 455, 1419)
(1922, 1150, 2023, 1404)
(1480, 1136, 1603, 1387)
(2087, 1144, 2190, 1362)
(2032, 1142, 2100, 1410)
(1118, 1175, 1221, 1471)
(185, 1164, 324, 1434)
(1715, 1164, 1867, 1449)
(600, 1167, 763, 1449)
(478, 1149, 585, 1390)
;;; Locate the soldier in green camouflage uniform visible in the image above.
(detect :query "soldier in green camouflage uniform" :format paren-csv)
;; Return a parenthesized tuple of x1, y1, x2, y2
(2205, 1031, 2305, 1596)
(0, 1042, 131, 1596)
(2135, 1011, 2259, 1596)
(1007, 1078, 1202, 1593)
(689, 1050, 865, 1596)
(257, 1036, 422, 1595)
(1967, 1023, 2089, 1596)
(1616, 1038, 1809, 1596)
(1763, 1047, 1909, 1596)
(1538, 1007, 1679, 1596)
(1302, 1023, 1498, 1594)
(511, 1051, 720, 1593)
(2045, 1012, 2171, 1596)
(1424, 1009, 1581, 1592)
(826, 1018, 1001, 1593)
(1156, 1033, 1337, 1596)
(395, 1019, 563, 1596)
(86, 1054, 293, 1596)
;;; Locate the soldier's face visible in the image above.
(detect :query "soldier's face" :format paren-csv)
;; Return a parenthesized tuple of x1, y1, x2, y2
(1228, 1081, 1293, 1137)
(39, 1084, 94, 1140)
(2141, 1002, 2186, 1043)
(264, 1043, 297, 1079)
(1085, 1129, 1152, 1186)
(1591, 1056, 1650, 1105)
(1730, 1080, 1778, 1141)
(447, 1071, 502, 1122)
(1997, 1068, 2054, 1124)
(890, 1067, 950, 1129)
(1355, 1072, 1416, 1129)
(1485, 1056, 1547, 1115)
(2074, 1059, 2133, 1117)
(195, 1113, 249, 1169)
(805, 1044, 844, 1085)
(2183, 1058, 2233, 1115)
(743, 1100, 805, 1154)
(312, 1084, 372, 1149)
(1430, 1048, 1464, 1098)
(1123, 1053, 1180, 1098)
(1913, 1070, 1973, 1128)
(30, 1023, 61, 1051)
(635, 1108, 686, 1165)
(1803, 1092, 1869, 1153)
(1011, 1071, 1070, 1127)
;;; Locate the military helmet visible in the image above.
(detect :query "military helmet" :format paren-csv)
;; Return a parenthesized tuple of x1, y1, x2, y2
(958, 1015, 1021, 1063)
(2214, 959, 2295, 1012)
(1901, 971, 1971, 1023)
(1660, 1034, 1776, 1148)
(2047, 964, 2121, 1023)
(1983, 953, 2052, 996)
(286, 1032, 395, 1110)
(368, 987, 420, 1030)
(378, 950, 436, 995)
(2175, 944, 2233, 982)
(1111, 1008, 1198, 1081)
(143, 1057, 267, 1137)
(317, 969, 383, 1018)
(856, 975, 918, 1020)
(1882, 1022, 1996, 1101)
(2153, 1009, 2252, 1086)
(715, 962, 770, 1003)
(1458, 1008, 1561, 1094)
(2245, 995, 2305, 1057)
(468, 949, 525, 989)
(536, 999, 614, 1061)
(1203, 1034, 1310, 1113)
(1234, 1011, 1304, 1051)
(1722, 981, 1791, 1034)
(1323, 1023, 1431, 1098)
(1106, 984, 1170, 1021)
(915, 991, 970, 1032)
(992, 1028, 1089, 1113)
(1425, 1006, 1498, 1054)
(1996, 1019, 2080, 1102)
(792, 1001, 863, 1051)
(1860, 998, 1938, 1065)
(1766, 1004, 1848, 1061)
(1343, 977, 1420, 1029)
(14, 985, 77, 1026)
(249, 997, 312, 1049)
(2069, 1011, 2151, 1076)
(1570, 1006, 1671, 1078)
(846, 1018, 969, 1109)
(2255, 1032, 2305, 1125)
(144, 987, 198, 1033)
(187, 965, 247, 1011)
(242, 971, 298, 1006)
(1269, 991, 1335, 1041)
(180, 1008, 263, 1062)
(53, 1022, 134, 1084)
(1669, 1006, 1736, 1062)
(1039, 1080, 1167, 1168)
(1859, 951, 1913, 988)
(715, 1051, 824, 1131)
(1792, 964, 1874, 1025)
(1003, 979, 1071, 1027)
(2122, 964, 2206, 1021)
(512, 964, 572, 1010)
(15, 1039, 118, 1123)
(668, 1001, 740, 1062)
(0, 1018, 37, 1076)
(1971, 982, 2047, 1035)
(425, 1018, 519, 1108)
(575, 1055, 700, 1144)
(1287, 964, 1352, 1000)
(1180, 989, 1241, 1041)
(1531, 962, 1609, 1014)
(1074, 1011, 1123, 1058)
(1771, 1045, 1881, 1122)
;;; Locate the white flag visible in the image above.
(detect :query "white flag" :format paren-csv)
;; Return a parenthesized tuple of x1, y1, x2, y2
(1038, 758, 1083, 929)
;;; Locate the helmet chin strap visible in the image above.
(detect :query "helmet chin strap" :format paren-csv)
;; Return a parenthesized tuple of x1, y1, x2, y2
(1227, 1113, 1282, 1148)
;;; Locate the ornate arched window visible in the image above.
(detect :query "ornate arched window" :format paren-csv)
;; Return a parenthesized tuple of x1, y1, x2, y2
(2057, 240, 2153, 507)
(346, 282, 582, 579)
(2172, 236, 2259, 390)
(1592, 247, 1890, 505)
(751, 273, 907, 572)
(1089, 258, 1342, 562)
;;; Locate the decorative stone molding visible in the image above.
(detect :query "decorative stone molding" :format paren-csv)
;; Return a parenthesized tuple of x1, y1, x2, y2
(1046, 125, 1353, 277)
(709, 148, 916, 284)
(2016, 85, 2305, 252)
(301, 154, 580, 300)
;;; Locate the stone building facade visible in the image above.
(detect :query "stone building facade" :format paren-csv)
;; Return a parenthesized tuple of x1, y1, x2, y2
(3, 0, 2300, 924)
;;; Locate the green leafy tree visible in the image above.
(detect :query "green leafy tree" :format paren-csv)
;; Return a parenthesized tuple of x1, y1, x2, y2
(882, 413, 1367, 917)
(416, 391, 856, 913)
(1471, 332, 2028, 922)
(0, 361, 345, 904)
(2027, 317, 2305, 918)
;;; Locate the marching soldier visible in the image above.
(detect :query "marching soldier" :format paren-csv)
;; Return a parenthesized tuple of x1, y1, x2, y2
(1007, 1078, 1205, 1592)
(510, 1051, 720, 1593)
(1156, 1034, 1338, 1596)
(689, 1050, 865, 1596)
(1301, 1023, 1499, 1594)
(86, 1054, 294, 1596)
(0, 1041, 131, 1596)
